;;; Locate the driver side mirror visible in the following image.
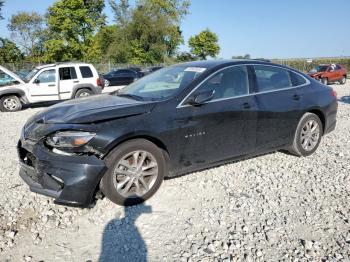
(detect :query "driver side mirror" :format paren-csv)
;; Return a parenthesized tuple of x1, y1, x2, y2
(187, 89, 215, 106)
(34, 78, 40, 84)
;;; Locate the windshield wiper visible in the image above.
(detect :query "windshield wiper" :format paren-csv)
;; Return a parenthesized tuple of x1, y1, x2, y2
(117, 93, 144, 101)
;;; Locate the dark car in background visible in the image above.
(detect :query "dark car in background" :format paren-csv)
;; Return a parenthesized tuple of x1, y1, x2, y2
(308, 64, 347, 85)
(142, 66, 163, 75)
(18, 60, 337, 207)
(103, 68, 144, 87)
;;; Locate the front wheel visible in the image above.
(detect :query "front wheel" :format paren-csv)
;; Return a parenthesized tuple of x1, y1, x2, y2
(340, 76, 346, 85)
(288, 113, 323, 157)
(0, 95, 22, 112)
(101, 139, 166, 206)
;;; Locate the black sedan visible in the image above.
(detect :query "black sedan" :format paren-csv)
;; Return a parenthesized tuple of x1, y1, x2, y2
(18, 60, 337, 207)
(103, 68, 143, 87)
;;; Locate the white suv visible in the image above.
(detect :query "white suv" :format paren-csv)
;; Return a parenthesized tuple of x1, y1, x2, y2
(0, 63, 103, 112)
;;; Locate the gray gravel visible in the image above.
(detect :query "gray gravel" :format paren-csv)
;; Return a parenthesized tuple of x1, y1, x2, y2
(0, 83, 350, 261)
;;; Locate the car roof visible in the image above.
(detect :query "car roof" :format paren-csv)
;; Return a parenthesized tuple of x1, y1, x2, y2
(35, 62, 92, 70)
(176, 59, 275, 69)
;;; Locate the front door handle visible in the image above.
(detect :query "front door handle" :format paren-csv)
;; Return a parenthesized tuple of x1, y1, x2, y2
(242, 103, 251, 109)
(292, 94, 301, 101)
(48, 84, 56, 87)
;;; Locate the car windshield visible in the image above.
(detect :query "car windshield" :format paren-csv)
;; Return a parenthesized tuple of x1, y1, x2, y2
(25, 68, 40, 82)
(116, 65, 207, 101)
(315, 65, 328, 72)
(0, 71, 21, 87)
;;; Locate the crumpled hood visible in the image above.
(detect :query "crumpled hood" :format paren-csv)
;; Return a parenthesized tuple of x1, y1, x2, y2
(30, 94, 156, 124)
(308, 72, 324, 78)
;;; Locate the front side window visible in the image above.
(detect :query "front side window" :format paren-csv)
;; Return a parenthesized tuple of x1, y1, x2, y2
(118, 66, 207, 101)
(59, 67, 77, 80)
(193, 66, 249, 100)
(254, 65, 292, 92)
(36, 69, 56, 84)
(80, 66, 93, 78)
(0, 70, 19, 87)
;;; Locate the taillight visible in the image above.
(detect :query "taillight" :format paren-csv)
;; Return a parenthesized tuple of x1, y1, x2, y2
(97, 78, 103, 88)
(331, 89, 337, 98)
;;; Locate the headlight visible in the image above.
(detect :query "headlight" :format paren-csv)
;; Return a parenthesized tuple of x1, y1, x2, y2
(46, 131, 95, 148)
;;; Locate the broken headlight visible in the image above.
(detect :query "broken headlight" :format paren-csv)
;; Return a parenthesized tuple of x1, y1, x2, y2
(46, 131, 95, 148)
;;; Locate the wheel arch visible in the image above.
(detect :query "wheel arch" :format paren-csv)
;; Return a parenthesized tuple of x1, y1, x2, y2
(307, 109, 326, 133)
(71, 84, 95, 98)
(0, 89, 28, 104)
(102, 134, 170, 161)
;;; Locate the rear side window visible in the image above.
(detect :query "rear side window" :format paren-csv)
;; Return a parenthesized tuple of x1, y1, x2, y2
(289, 71, 307, 86)
(254, 65, 292, 92)
(79, 66, 93, 78)
(59, 67, 77, 80)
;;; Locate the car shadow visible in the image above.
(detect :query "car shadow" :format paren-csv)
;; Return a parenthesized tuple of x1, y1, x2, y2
(22, 101, 63, 110)
(339, 96, 350, 104)
(99, 203, 151, 262)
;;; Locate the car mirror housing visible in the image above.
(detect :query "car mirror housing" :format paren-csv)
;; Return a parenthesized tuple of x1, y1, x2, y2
(188, 90, 215, 106)
(34, 79, 40, 84)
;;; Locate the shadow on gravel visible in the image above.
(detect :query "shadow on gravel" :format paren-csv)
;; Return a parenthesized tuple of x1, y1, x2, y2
(99, 203, 152, 262)
(339, 96, 350, 104)
(22, 101, 62, 110)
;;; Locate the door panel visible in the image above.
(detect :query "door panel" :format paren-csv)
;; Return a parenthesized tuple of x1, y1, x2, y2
(28, 69, 59, 103)
(172, 65, 257, 170)
(252, 65, 301, 151)
(58, 66, 78, 99)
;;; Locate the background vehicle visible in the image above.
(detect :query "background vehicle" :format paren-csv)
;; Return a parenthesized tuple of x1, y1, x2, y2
(18, 60, 337, 207)
(103, 69, 144, 87)
(142, 66, 163, 75)
(0, 63, 103, 112)
(308, 64, 347, 85)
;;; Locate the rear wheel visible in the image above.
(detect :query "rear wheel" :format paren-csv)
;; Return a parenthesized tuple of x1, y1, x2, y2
(75, 88, 93, 98)
(101, 139, 166, 206)
(289, 113, 323, 157)
(104, 79, 110, 87)
(0, 95, 22, 112)
(340, 76, 346, 85)
(321, 78, 328, 85)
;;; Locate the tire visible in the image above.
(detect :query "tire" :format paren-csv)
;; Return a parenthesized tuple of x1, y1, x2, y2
(101, 139, 166, 206)
(104, 79, 110, 87)
(288, 113, 323, 157)
(0, 95, 22, 112)
(340, 76, 346, 85)
(75, 88, 93, 98)
(321, 78, 328, 85)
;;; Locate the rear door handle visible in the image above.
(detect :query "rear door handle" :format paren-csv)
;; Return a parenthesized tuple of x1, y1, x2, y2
(48, 84, 56, 87)
(242, 103, 251, 109)
(73, 80, 80, 83)
(292, 94, 301, 101)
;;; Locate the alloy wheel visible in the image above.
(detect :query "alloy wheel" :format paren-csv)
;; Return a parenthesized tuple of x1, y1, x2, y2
(113, 150, 158, 198)
(104, 79, 110, 87)
(79, 92, 91, 97)
(300, 120, 320, 151)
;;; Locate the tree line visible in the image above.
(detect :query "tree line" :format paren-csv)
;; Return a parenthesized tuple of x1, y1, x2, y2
(0, 0, 221, 66)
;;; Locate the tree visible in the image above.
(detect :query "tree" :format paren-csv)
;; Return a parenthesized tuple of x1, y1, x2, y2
(232, 54, 251, 59)
(8, 12, 45, 61)
(0, 38, 24, 63)
(106, 0, 190, 64)
(188, 29, 220, 60)
(176, 51, 195, 62)
(44, 0, 105, 62)
(0, 0, 4, 20)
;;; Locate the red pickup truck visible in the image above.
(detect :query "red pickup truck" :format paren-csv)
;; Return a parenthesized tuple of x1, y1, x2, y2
(308, 64, 347, 85)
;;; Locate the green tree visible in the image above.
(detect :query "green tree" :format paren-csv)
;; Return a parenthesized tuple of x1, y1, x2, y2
(44, 0, 105, 62)
(176, 51, 195, 62)
(0, 38, 24, 63)
(188, 29, 220, 60)
(232, 54, 251, 59)
(106, 0, 190, 64)
(8, 12, 45, 62)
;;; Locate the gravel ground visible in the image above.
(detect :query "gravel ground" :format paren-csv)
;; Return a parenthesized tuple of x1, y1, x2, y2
(0, 83, 350, 262)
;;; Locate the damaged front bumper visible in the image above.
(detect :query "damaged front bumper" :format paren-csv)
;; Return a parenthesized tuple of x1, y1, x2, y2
(18, 138, 107, 207)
